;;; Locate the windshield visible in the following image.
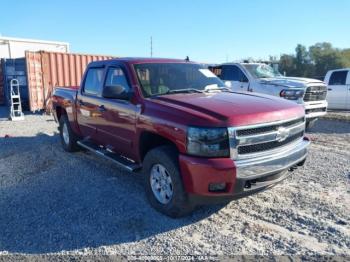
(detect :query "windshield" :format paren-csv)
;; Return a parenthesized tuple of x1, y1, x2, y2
(242, 64, 282, 79)
(134, 63, 226, 97)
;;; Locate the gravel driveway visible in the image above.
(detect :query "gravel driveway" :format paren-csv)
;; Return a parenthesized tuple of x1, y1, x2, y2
(0, 112, 349, 257)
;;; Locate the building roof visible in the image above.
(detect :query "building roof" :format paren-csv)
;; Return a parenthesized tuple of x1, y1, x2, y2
(0, 36, 69, 46)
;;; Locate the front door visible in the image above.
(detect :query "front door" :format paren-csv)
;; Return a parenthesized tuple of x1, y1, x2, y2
(346, 72, 350, 110)
(327, 70, 349, 110)
(97, 66, 138, 159)
(221, 65, 249, 91)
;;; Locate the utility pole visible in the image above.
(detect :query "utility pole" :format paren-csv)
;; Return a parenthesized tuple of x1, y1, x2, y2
(150, 36, 153, 57)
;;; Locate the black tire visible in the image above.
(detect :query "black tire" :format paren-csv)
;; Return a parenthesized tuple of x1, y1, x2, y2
(143, 145, 194, 218)
(306, 118, 317, 130)
(59, 115, 79, 152)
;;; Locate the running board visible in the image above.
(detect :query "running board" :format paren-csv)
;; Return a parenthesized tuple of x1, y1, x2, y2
(77, 140, 141, 172)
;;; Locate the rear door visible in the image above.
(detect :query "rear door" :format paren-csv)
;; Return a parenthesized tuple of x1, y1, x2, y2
(76, 66, 105, 140)
(221, 65, 249, 91)
(326, 70, 348, 109)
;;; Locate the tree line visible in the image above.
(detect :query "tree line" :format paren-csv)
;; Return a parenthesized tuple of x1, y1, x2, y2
(273, 43, 350, 80)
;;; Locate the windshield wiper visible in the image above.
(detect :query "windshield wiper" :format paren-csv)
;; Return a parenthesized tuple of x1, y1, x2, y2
(149, 88, 204, 98)
(166, 88, 204, 94)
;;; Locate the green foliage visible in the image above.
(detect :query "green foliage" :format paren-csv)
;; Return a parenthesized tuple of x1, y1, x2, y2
(278, 42, 350, 79)
(341, 49, 350, 67)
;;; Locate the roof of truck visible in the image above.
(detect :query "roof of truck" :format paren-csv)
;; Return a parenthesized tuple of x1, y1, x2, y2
(221, 62, 263, 65)
(326, 68, 350, 72)
(89, 57, 196, 66)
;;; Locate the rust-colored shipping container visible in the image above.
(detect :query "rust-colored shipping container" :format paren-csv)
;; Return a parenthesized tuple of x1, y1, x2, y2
(0, 60, 4, 105)
(25, 51, 115, 111)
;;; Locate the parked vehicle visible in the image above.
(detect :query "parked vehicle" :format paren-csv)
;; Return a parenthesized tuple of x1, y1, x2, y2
(210, 63, 328, 129)
(52, 58, 310, 217)
(324, 68, 350, 110)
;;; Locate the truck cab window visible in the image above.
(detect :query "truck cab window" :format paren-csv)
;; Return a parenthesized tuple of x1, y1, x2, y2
(329, 71, 348, 85)
(84, 68, 104, 95)
(221, 66, 239, 81)
(221, 65, 248, 82)
(134, 63, 225, 97)
(105, 68, 130, 91)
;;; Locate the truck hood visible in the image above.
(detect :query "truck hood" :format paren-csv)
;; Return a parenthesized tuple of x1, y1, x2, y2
(150, 92, 304, 127)
(259, 77, 324, 89)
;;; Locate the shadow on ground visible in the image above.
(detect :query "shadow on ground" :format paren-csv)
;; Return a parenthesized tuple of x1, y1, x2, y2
(0, 106, 49, 121)
(0, 133, 224, 254)
(307, 119, 350, 135)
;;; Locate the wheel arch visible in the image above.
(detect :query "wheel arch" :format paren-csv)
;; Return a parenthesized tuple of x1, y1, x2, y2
(55, 106, 67, 121)
(138, 131, 179, 162)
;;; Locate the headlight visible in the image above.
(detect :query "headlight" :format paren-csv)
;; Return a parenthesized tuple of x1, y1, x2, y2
(280, 89, 304, 100)
(187, 127, 230, 157)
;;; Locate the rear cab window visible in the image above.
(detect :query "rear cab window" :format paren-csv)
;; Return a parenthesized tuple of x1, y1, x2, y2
(83, 67, 104, 95)
(329, 70, 348, 85)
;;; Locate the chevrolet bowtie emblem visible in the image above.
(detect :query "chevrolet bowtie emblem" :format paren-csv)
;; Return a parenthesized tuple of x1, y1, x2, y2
(276, 127, 290, 142)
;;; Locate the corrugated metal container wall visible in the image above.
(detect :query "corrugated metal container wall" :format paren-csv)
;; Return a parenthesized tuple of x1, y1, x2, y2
(26, 52, 44, 112)
(1, 58, 29, 109)
(25, 51, 115, 111)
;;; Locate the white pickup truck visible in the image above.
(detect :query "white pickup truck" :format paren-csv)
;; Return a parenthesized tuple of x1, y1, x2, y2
(324, 68, 350, 110)
(210, 63, 328, 128)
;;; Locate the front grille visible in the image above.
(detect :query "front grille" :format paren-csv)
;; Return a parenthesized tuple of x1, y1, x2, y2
(305, 107, 327, 114)
(238, 131, 304, 155)
(236, 117, 304, 137)
(303, 86, 327, 102)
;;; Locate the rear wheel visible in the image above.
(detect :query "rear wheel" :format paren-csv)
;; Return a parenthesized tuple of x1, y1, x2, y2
(59, 115, 79, 152)
(143, 146, 194, 218)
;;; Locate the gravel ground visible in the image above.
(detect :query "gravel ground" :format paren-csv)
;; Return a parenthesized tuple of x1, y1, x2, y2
(321, 110, 350, 122)
(0, 110, 349, 258)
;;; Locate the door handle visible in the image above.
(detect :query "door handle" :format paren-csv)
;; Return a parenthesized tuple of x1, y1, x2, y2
(98, 105, 106, 112)
(327, 88, 332, 91)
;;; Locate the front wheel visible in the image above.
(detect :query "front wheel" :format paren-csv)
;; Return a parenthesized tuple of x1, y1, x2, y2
(306, 118, 317, 130)
(143, 146, 194, 218)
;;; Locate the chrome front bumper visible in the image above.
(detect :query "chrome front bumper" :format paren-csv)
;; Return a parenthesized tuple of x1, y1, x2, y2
(304, 100, 328, 118)
(235, 138, 310, 179)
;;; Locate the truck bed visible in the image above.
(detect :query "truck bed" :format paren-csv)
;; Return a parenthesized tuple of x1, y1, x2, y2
(52, 86, 78, 112)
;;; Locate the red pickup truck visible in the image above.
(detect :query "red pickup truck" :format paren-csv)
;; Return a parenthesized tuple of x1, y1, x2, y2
(52, 58, 310, 217)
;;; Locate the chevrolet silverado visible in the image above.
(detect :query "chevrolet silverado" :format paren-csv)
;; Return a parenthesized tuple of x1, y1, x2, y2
(52, 58, 310, 217)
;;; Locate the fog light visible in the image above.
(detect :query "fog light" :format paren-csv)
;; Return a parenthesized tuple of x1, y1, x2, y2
(209, 182, 227, 192)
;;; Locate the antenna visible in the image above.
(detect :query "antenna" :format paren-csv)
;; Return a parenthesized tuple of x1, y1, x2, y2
(150, 36, 153, 57)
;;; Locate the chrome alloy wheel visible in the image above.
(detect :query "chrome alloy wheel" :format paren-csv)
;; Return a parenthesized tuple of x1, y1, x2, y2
(150, 164, 174, 204)
(62, 122, 70, 145)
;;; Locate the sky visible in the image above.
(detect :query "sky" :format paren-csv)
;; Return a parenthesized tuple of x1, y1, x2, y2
(0, 0, 349, 63)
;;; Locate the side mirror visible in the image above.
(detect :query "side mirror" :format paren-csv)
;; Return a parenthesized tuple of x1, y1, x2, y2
(239, 77, 248, 83)
(103, 85, 131, 100)
(224, 81, 232, 88)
